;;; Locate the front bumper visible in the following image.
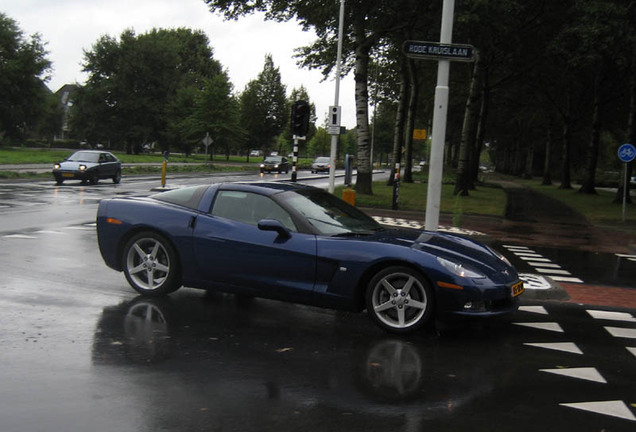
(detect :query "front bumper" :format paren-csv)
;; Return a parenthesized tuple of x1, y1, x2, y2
(53, 170, 90, 181)
(436, 279, 524, 319)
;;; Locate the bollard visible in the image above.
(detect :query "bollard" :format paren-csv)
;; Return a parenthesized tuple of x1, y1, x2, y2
(342, 187, 356, 206)
(161, 160, 167, 188)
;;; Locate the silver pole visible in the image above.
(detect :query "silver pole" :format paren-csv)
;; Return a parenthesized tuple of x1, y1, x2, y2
(328, 0, 345, 194)
(425, 0, 455, 231)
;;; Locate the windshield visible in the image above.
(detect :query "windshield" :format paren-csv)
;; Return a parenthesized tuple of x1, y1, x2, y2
(314, 157, 330, 163)
(67, 151, 99, 163)
(281, 189, 382, 236)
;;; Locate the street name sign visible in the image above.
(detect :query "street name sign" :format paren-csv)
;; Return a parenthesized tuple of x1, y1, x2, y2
(403, 40, 475, 62)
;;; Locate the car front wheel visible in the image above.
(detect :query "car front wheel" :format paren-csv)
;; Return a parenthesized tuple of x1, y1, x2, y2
(113, 169, 121, 184)
(122, 232, 181, 296)
(365, 266, 433, 334)
(89, 171, 99, 185)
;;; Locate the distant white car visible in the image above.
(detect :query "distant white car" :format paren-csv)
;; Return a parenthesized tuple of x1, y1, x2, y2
(249, 150, 262, 157)
(311, 157, 331, 173)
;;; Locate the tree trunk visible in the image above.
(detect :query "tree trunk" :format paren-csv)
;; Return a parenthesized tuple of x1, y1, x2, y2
(455, 56, 481, 196)
(387, 59, 407, 187)
(353, 20, 373, 195)
(542, 119, 553, 185)
(403, 59, 418, 184)
(523, 142, 534, 179)
(472, 65, 489, 185)
(559, 92, 573, 189)
(579, 72, 602, 195)
(614, 59, 635, 204)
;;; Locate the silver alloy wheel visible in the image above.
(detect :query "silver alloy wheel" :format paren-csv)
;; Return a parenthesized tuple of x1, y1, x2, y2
(369, 270, 429, 330)
(126, 237, 171, 291)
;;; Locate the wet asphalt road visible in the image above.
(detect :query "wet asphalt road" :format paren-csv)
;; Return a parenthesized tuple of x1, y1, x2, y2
(0, 173, 635, 431)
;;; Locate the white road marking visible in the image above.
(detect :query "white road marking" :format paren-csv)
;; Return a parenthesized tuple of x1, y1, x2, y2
(627, 347, 636, 358)
(527, 262, 562, 268)
(548, 276, 584, 283)
(518, 274, 553, 290)
(536, 268, 572, 275)
(514, 322, 564, 332)
(518, 306, 549, 315)
(587, 310, 636, 322)
(560, 400, 636, 422)
(518, 256, 552, 262)
(524, 342, 583, 355)
(540, 367, 607, 384)
(604, 327, 636, 339)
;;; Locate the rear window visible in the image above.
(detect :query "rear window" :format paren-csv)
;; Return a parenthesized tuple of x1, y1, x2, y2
(151, 186, 208, 210)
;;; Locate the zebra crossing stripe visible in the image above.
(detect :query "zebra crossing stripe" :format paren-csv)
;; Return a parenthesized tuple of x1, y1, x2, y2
(560, 400, 636, 422)
(514, 322, 564, 332)
(604, 327, 636, 339)
(548, 276, 584, 283)
(587, 310, 636, 322)
(524, 342, 583, 355)
(541, 367, 607, 384)
(518, 306, 549, 315)
(503, 245, 583, 284)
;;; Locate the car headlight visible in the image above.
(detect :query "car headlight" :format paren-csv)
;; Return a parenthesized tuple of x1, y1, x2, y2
(274, 164, 279, 168)
(437, 256, 485, 279)
(260, 164, 265, 168)
(54, 163, 60, 170)
(79, 165, 87, 171)
(487, 246, 512, 266)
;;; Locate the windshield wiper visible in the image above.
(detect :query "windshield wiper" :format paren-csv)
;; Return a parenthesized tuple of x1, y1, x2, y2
(331, 231, 375, 237)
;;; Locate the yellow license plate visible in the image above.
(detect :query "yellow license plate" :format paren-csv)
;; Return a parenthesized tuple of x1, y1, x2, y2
(511, 282, 524, 297)
(62, 173, 74, 178)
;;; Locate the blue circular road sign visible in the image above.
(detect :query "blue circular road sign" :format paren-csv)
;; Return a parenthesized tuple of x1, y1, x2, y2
(618, 143, 636, 163)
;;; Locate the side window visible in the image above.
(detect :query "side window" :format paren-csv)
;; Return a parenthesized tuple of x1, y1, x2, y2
(211, 191, 296, 231)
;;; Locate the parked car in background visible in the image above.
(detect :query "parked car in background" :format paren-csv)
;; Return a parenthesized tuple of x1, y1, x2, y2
(96, 181, 523, 334)
(52, 150, 122, 185)
(260, 156, 289, 174)
(311, 156, 331, 173)
(249, 150, 263, 157)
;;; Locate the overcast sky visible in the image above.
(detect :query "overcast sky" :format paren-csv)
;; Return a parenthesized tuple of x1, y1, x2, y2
(1, 0, 356, 127)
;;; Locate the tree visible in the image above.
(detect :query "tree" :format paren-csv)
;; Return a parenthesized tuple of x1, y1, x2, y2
(238, 54, 287, 156)
(0, 13, 52, 141)
(72, 28, 227, 153)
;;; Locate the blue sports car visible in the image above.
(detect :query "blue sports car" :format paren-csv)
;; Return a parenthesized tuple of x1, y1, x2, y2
(96, 182, 523, 333)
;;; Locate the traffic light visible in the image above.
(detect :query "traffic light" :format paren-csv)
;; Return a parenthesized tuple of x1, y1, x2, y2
(291, 100, 310, 136)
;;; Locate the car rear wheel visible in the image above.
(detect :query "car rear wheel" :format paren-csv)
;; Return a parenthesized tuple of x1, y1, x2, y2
(365, 266, 433, 334)
(122, 232, 181, 296)
(113, 169, 121, 184)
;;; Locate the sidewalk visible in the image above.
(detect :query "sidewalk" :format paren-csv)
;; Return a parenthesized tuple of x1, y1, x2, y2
(364, 180, 636, 254)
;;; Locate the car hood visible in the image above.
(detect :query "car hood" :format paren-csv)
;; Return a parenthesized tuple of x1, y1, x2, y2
(58, 161, 98, 170)
(372, 227, 516, 281)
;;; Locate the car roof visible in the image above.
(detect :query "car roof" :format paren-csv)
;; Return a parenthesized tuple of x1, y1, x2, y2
(72, 150, 110, 155)
(219, 181, 317, 196)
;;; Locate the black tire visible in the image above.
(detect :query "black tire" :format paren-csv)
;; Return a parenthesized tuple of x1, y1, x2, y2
(89, 171, 99, 185)
(365, 266, 433, 334)
(113, 169, 121, 184)
(55, 177, 64, 185)
(122, 231, 181, 296)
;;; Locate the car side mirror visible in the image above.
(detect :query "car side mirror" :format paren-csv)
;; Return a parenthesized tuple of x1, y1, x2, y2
(258, 219, 291, 238)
